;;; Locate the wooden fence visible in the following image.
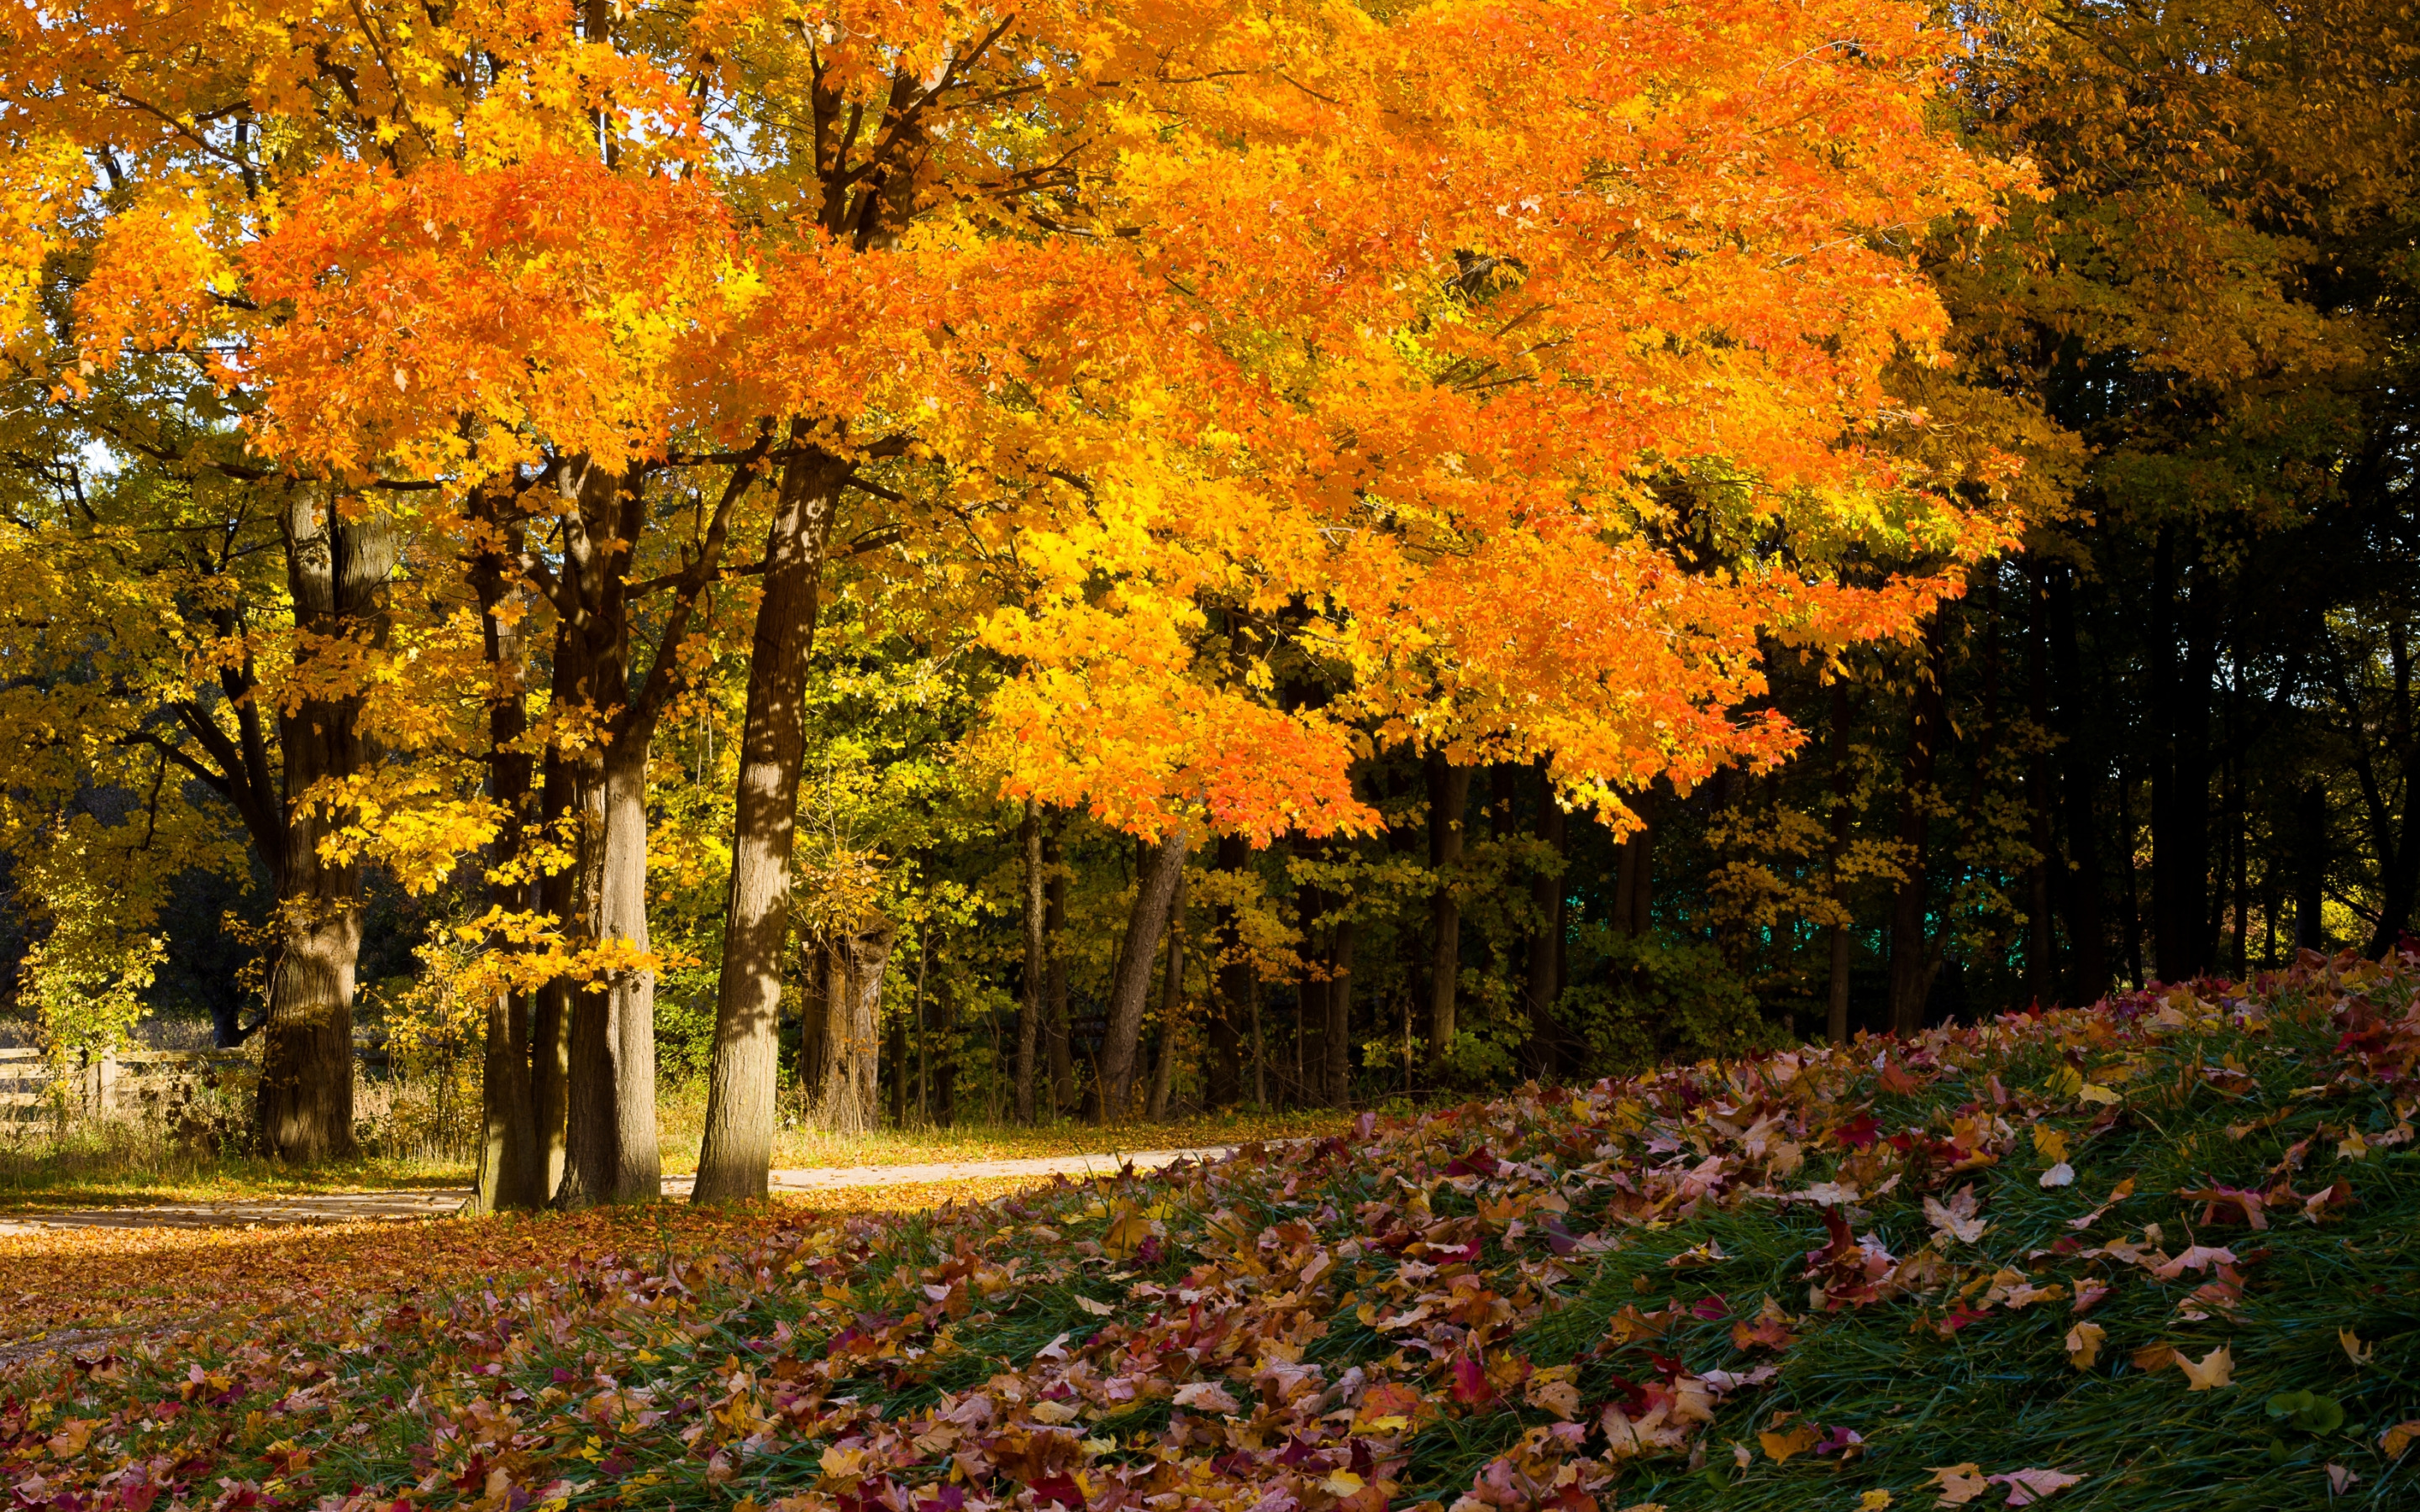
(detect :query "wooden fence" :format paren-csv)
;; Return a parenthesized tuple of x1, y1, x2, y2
(0, 1044, 254, 1126)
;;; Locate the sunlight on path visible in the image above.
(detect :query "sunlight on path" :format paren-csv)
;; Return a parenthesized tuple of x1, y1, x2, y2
(0, 1145, 1236, 1233)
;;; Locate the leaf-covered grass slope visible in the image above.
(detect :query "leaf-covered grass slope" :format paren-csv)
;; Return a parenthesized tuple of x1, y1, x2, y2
(6, 953, 2419, 1512)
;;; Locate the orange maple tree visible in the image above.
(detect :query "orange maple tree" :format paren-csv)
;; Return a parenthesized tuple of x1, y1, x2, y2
(1, 0, 2021, 1184)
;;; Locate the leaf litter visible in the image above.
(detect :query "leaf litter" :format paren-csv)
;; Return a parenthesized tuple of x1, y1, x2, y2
(6, 955, 2420, 1511)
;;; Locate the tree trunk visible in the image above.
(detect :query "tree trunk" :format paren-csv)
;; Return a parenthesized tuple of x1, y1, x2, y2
(560, 738, 663, 1205)
(1207, 832, 1249, 1106)
(532, 745, 576, 1199)
(1147, 865, 1186, 1121)
(1888, 625, 1945, 1037)
(2296, 781, 2328, 950)
(550, 449, 760, 1204)
(1614, 795, 1657, 937)
(2025, 566, 2056, 1005)
(1018, 803, 1044, 1124)
(1097, 827, 1188, 1123)
(471, 501, 541, 1213)
(2117, 759, 2147, 982)
(694, 449, 846, 1202)
(1297, 851, 1328, 1095)
(2048, 569, 2110, 999)
(257, 491, 397, 1163)
(1324, 921, 1356, 1107)
(1825, 681, 1854, 1042)
(2151, 526, 2215, 981)
(801, 920, 894, 1133)
(1524, 764, 1566, 1075)
(1043, 822, 1076, 1116)
(1425, 753, 1471, 1068)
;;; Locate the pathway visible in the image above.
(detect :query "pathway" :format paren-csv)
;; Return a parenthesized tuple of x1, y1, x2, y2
(0, 1146, 1235, 1235)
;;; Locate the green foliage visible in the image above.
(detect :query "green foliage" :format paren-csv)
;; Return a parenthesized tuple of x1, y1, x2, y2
(1554, 925, 1776, 1075)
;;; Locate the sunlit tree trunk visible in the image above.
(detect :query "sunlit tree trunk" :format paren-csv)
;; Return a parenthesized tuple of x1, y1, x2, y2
(472, 499, 542, 1212)
(695, 448, 846, 1202)
(257, 491, 397, 1163)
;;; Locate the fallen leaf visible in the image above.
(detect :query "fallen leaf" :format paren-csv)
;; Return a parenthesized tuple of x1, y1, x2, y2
(2039, 1162, 2075, 1189)
(2381, 1420, 2420, 1458)
(2064, 1322, 2106, 1371)
(1925, 1189, 1987, 1245)
(1760, 1423, 1820, 1463)
(2077, 1084, 2122, 1106)
(1860, 1494, 1895, 1510)
(2327, 1464, 2359, 1494)
(2151, 1245, 2236, 1279)
(1072, 1294, 1114, 1317)
(2340, 1328, 2372, 1367)
(1989, 1467, 2083, 1505)
(1028, 1399, 1082, 1424)
(2177, 1345, 2233, 1390)
(2130, 1343, 2177, 1373)
(1926, 1462, 1990, 1507)
(1171, 1382, 1239, 1415)
(2033, 1126, 2070, 1163)
(1525, 1376, 1581, 1420)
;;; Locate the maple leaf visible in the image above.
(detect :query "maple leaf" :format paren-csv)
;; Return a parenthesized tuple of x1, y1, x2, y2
(2039, 1162, 2075, 1189)
(1171, 1382, 1239, 1415)
(2063, 1322, 2106, 1371)
(2176, 1345, 2234, 1390)
(1924, 1187, 1987, 1244)
(1988, 1468, 2084, 1505)
(2151, 1245, 2236, 1279)
(2340, 1328, 2373, 1366)
(1925, 1462, 1991, 1506)
(1759, 1422, 1820, 1463)
(1449, 1352, 1496, 1407)
(2381, 1420, 2420, 1458)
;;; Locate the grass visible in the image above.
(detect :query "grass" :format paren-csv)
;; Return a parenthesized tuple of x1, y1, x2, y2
(3, 956, 2416, 1512)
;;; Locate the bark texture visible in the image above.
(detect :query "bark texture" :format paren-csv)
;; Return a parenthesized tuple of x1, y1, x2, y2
(1097, 827, 1188, 1122)
(472, 501, 542, 1212)
(694, 449, 846, 1202)
(548, 448, 764, 1205)
(800, 921, 896, 1133)
(257, 491, 397, 1163)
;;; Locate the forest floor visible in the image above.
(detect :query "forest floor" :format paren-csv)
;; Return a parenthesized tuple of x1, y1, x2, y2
(0, 1145, 1249, 1236)
(8, 967, 2417, 1510)
(0, 1107, 1346, 1213)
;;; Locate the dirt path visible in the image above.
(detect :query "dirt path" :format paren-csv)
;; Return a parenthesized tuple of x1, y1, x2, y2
(0, 1145, 1234, 1235)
